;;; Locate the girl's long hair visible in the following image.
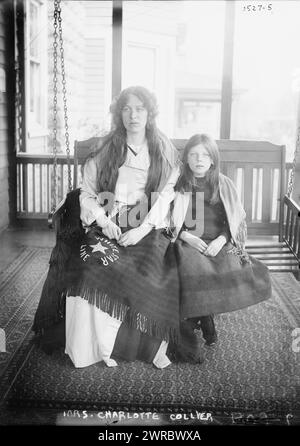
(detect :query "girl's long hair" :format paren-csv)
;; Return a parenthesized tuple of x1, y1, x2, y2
(86, 86, 163, 198)
(175, 133, 221, 204)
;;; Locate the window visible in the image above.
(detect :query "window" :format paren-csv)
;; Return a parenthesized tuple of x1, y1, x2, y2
(25, 0, 48, 142)
(123, 44, 156, 92)
(231, 1, 300, 161)
(177, 99, 221, 138)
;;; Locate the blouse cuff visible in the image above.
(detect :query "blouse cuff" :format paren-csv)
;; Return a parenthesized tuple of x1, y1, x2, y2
(94, 208, 110, 228)
(219, 231, 230, 243)
(138, 220, 154, 236)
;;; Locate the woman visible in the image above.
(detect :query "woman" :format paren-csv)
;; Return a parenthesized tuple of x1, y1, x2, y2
(166, 134, 272, 361)
(62, 86, 182, 368)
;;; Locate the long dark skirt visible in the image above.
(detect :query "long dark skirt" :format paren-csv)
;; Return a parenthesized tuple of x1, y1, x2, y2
(174, 240, 272, 319)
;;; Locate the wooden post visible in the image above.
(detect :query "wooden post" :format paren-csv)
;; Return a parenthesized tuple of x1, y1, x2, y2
(112, 0, 123, 100)
(291, 93, 300, 280)
(291, 92, 300, 205)
(4, 0, 17, 225)
(16, 0, 26, 152)
(279, 145, 286, 242)
(220, 1, 235, 139)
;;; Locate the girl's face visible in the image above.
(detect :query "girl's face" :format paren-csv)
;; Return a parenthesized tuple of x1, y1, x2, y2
(187, 144, 213, 177)
(121, 94, 148, 136)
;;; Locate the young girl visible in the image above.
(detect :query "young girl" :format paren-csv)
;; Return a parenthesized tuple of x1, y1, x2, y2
(166, 134, 272, 360)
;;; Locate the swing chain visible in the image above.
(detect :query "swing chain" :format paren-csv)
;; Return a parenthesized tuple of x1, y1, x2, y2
(287, 123, 300, 197)
(15, 13, 23, 154)
(52, 0, 59, 213)
(51, 0, 72, 217)
(57, 0, 72, 193)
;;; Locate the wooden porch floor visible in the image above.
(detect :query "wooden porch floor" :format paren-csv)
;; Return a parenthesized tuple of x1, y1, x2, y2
(0, 227, 55, 272)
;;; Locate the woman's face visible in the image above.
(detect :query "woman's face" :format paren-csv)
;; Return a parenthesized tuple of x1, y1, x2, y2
(187, 144, 213, 177)
(121, 94, 148, 136)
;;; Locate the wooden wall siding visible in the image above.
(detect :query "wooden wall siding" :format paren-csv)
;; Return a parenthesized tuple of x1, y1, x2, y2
(85, 1, 112, 28)
(0, 2, 9, 231)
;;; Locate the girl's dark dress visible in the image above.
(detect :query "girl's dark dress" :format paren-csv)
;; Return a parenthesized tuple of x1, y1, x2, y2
(174, 177, 272, 319)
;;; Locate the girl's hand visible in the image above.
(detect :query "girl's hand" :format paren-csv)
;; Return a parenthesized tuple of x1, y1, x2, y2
(118, 225, 151, 247)
(102, 220, 122, 241)
(180, 231, 208, 253)
(204, 235, 227, 257)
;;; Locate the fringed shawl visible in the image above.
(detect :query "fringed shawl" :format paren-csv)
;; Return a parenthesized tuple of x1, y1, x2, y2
(218, 174, 247, 250)
(33, 132, 179, 335)
(32, 189, 84, 334)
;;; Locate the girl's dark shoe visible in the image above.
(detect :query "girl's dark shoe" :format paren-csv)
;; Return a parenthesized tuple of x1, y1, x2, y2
(199, 315, 218, 346)
(204, 332, 218, 346)
(167, 320, 205, 364)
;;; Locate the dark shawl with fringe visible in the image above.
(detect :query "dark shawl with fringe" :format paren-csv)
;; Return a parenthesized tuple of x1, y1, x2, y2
(66, 223, 180, 344)
(32, 188, 84, 335)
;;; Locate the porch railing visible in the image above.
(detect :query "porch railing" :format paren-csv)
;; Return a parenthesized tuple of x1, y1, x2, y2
(283, 194, 300, 263)
(16, 153, 293, 228)
(16, 154, 75, 218)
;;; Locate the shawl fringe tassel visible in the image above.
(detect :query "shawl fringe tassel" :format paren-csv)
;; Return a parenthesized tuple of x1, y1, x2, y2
(67, 283, 179, 345)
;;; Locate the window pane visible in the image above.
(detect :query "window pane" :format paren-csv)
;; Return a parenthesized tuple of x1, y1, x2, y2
(30, 2, 39, 58)
(123, 1, 226, 139)
(30, 61, 41, 123)
(124, 45, 156, 91)
(30, 61, 35, 113)
(231, 1, 300, 161)
(26, 0, 46, 144)
(178, 100, 221, 138)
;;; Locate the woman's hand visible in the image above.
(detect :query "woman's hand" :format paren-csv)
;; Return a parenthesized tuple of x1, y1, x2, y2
(102, 220, 122, 241)
(203, 235, 227, 257)
(180, 231, 208, 254)
(118, 225, 151, 247)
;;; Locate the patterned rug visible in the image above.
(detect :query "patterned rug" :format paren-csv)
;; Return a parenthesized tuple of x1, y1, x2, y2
(0, 247, 299, 424)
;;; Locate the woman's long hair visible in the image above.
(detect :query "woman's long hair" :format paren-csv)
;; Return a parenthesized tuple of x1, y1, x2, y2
(175, 134, 221, 204)
(86, 86, 164, 198)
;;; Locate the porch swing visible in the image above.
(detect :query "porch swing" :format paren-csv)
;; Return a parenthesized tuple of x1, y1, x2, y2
(49, 0, 300, 277)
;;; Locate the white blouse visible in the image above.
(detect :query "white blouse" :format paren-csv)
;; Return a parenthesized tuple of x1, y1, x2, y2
(80, 143, 148, 226)
(79, 142, 180, 229)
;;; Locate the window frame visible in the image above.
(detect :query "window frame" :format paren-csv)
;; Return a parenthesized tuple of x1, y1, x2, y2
(25, 0, 48, 139)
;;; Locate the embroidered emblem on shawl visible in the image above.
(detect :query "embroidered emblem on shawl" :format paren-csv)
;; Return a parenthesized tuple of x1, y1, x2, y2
(80, 236, 120, 266)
